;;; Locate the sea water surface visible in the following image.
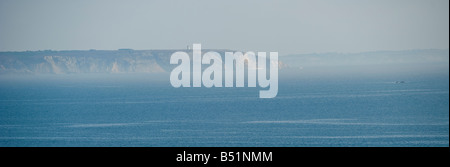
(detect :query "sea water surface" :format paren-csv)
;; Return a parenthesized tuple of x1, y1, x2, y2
(0, 74, 448, 146)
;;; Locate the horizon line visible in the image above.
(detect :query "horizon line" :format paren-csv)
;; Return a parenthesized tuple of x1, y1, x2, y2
(0, 48, 448, 55)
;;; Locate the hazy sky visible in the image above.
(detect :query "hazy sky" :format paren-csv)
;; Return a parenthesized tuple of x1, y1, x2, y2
(0, 0, 448, 54)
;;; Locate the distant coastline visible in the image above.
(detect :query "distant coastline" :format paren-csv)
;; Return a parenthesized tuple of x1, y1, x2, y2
(0, 49, 448, 75)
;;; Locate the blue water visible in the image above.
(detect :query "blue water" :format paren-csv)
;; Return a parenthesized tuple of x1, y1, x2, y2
(0, 74, 448, 146)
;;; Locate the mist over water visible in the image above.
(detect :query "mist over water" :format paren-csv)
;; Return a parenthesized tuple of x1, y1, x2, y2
(0, 70, 448, 146)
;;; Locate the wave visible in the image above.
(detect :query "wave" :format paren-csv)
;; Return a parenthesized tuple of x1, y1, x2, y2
(243, 119, 449, 126)
(279, 134, 449, 139)
(68, 120, 171, 128)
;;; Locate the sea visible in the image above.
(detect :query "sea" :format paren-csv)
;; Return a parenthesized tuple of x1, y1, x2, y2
(0, 74, 448, 147)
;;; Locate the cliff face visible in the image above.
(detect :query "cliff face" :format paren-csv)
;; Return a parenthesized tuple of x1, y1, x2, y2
(0, 50, 176, 74)
(0, 49, 281, 74)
